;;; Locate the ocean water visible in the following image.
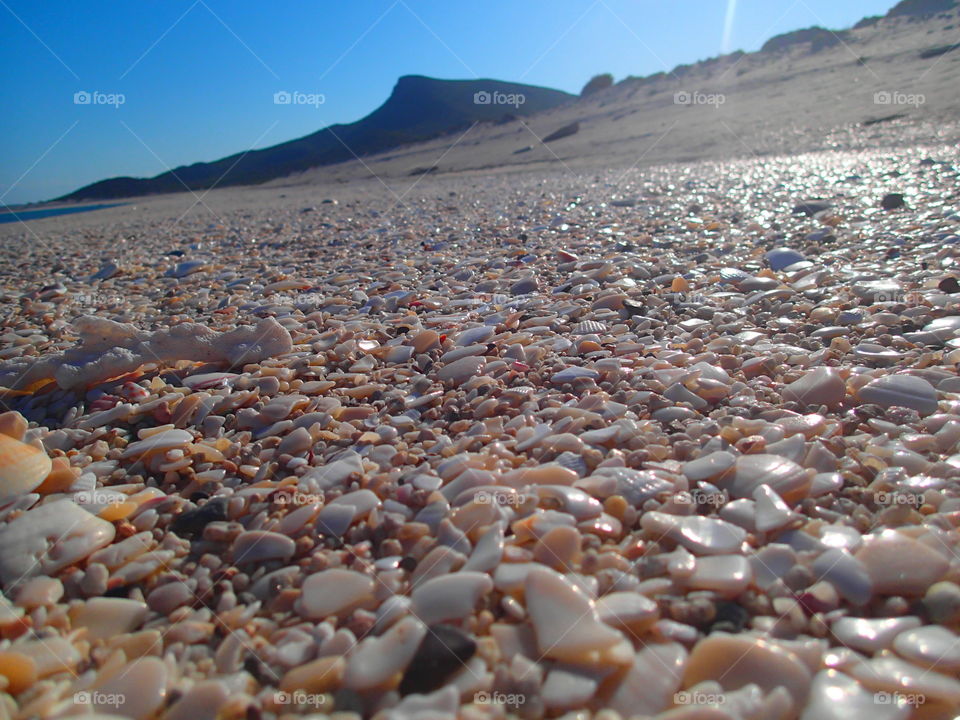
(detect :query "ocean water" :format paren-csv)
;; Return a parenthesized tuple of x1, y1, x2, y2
(0, 203, 125, 224)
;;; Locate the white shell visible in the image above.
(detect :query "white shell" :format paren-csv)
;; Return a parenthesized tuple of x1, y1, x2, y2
(410, 571, 493, 624)
(858, 374, 938, 416)
(0, 500, 115, 586)
(295, 569, 375, 620)
(524, 567, 622, 662)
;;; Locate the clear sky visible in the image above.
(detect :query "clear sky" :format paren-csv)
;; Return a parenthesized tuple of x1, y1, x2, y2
(1, 0, 899, 205)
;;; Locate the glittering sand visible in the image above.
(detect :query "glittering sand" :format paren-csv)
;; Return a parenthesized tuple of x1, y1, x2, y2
(1, 134, 960, 719)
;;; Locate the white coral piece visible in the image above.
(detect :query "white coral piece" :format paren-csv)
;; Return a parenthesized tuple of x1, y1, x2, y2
(0, 315, 293, 390)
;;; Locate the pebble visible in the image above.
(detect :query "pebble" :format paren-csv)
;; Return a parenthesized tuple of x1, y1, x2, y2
(881, 192, 906, 210)
(922, 581, 960, 626)
(296, 569, 375, 620)
(231, 530, 296, 564)
(342, 617, 427, 691)
(68, 597, 148, 641)
(0, 500, 115, 586)
(752, 484, 798, 532)
(166, 680, 230, 720)
(802, 670, 910, 720)
(718, 455, 813, 504)
(437, 356, 486, 385)
(410, 572, 493, 624)
(781, 367, 846, 409)
(552, 366, 600, 383)
(607, 642, 688, 716)
(683, 633, 812, 707)
(812, 549, 873, 606)
(893, 625, 960, 671)
(510, 277, 539, 295)
(832, 616, 921, 654)
(854, 529, 949, 595)
(848, 656, 960, 706)
(765, 248, 805, 271)
(686, 555, 753, 595)
(857, 374, 939, 416)
(399, 624, 476, 695)
(595, 592, 659, 634)
(641, 511, 746, 555)
(279, 655, 344, 694)
(525, 567, 623, 662)
(93, 656, 168, 719)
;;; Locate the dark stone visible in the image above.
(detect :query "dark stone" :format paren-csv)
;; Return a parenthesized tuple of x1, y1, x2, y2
(881, 192, 906, 210)
(103, 584, 132, 598)
(170, 498, 228, 539)
(399, 624, 477, 695)
(623, 299, 649, 317)
(805, 229, 836, 244)
(708, 601, 750, 633)
(940, 277, 960, 294)
(792, 200, 832, 216)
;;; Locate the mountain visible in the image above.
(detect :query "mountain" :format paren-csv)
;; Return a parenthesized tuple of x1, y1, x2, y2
(760, 0, 958, 53)
(60, 0, 960, 201)
(276, 1, 958, 187)
(60, 76, 573, 200)
(887, 0, 958, 17)
(760, 27, 849, 54)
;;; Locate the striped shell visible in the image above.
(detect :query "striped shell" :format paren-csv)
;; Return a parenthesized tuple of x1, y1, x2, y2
(0, 433, 51, 502)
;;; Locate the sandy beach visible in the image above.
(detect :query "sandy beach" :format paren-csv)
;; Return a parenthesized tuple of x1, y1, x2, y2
(2, 1, 960, 717)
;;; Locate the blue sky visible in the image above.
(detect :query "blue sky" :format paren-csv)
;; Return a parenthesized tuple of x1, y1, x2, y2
(1, 0, 898, 205)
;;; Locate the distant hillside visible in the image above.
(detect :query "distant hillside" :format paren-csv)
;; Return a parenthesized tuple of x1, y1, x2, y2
(276, 0, 958, 186)
(60, 76, 573, 200)
(888, 0, 958, 16)
(757, 0, 959, 54)
(761, 27, 849, 53)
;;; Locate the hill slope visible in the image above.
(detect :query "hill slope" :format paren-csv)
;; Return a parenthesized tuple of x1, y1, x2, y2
(276, 1, 959, 188)
(60, 76, 573, 200)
